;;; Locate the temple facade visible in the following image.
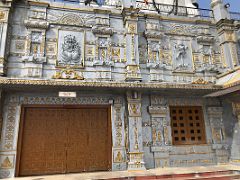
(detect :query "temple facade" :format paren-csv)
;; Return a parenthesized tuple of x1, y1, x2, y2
(0, 0, 240, 178)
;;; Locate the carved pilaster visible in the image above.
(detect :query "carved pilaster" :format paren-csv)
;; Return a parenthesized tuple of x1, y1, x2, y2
(217, 19, 239, 69)
(112, 98, 127, 170)
(149, 96, 172, 168)
(123, 8, 142, 82)
(207, 107, 229, 164)
(126, 91, 145, 170)
(230, 103, 240, 164)
(0, 96, 21, 178)
(0, 8, 11, 76)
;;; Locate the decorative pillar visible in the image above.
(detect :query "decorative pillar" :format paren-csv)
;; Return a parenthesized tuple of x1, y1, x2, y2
(207, 107, 229, 164)
(112, 97, 127, 170)
(148, 102, 172, 168)
(231, 103, 240, 164)
(0, 96, 21, 178)
(127, 91, 145, 170)
(0, 4, 12, 76)
(216, 19, 239, 69)
(122, 7, 141, 81)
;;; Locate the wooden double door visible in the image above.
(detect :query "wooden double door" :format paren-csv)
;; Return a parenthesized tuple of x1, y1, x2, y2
(17, 106, 112, 176)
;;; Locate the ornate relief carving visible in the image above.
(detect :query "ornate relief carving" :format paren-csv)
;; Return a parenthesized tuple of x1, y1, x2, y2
(20, 96, 111, 105)
(92, 26, 114, 36)
(125, 65, 142, 81)
(114, 151, 123, 163)
(94, 37, 114, 66)
(173, 41, 192, 71)
(15, 41, 25, 51)
(22, 30, 47, 66)
(128, 103, 141, 117)
(24, 20, 49, 29)
(3, 97, 19, 151)
(46, 43, 57, 55)
(0, 157, 13, 169)
(207, 107, 225, 145)
(52, 68, 84, 80)
(57, 30, 85, 68)
(114, 105, 124, 147)
(165, 23, 198, 36)
(192, 78, 211, 85)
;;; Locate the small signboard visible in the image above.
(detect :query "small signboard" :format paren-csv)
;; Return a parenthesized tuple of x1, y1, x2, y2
(59, 92, 77, 98)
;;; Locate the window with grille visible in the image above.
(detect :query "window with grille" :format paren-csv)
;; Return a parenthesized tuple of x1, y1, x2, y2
(170, 106, 206, 145)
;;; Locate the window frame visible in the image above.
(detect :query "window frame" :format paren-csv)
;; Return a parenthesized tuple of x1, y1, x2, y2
(170, 106, 207, 146)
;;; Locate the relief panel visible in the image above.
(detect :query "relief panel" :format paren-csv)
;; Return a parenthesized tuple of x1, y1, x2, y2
(57, 30, 85, 68)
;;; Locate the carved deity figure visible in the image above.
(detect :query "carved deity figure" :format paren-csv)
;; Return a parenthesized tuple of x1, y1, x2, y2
(175, 43, 188, 67)
(60, 35, 81, 65)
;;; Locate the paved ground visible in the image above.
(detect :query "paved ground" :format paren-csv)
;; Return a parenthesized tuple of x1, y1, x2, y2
(9, 164, 240, 180)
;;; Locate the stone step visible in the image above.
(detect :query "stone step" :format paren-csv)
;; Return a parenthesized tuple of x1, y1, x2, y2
(108, 170, 240, 180)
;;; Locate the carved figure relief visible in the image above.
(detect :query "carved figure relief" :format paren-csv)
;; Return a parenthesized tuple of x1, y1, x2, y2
(173, 41, 193, 71)
(57, 30, 84, 68)
(61, 35, 81, 64)
(175, 43, 188, 66)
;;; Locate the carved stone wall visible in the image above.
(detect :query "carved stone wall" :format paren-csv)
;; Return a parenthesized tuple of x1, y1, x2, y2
(147, 95, 224, 168)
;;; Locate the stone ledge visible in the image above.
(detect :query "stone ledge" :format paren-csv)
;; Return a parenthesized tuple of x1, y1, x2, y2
(0, 78, 223, 90)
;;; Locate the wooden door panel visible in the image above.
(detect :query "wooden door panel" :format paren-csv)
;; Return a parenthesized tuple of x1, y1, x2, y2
(19, 108, 67, 176)
(18, 106, 111, 176)
(66, 108, 110, 173)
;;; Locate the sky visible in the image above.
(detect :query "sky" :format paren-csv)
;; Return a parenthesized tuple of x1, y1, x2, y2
(198, 0, 239, 12)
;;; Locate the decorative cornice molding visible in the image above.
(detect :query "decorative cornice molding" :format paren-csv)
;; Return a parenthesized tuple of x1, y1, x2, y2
(0, 78, 222, 90)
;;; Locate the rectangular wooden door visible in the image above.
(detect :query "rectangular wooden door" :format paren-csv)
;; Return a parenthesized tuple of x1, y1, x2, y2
(18, 108, 68, 176)
(17, 106, 111, 176)
(66, 108, 111, 173)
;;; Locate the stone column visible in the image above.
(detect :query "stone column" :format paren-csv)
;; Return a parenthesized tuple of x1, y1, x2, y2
(231, 103, 240, 164)
(148, 104, 172, 168)
(207, 107, 229, 164)
(127, 91, 145, 170)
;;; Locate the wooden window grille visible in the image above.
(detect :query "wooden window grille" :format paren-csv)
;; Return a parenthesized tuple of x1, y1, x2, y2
(170, 106, 206, 145)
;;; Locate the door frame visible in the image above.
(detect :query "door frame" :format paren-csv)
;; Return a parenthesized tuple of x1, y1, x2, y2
(15, 104, 112, 177)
